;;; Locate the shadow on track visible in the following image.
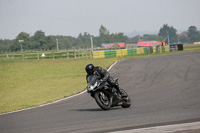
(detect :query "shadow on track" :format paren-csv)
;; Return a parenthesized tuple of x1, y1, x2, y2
(71, 107, 122, 112)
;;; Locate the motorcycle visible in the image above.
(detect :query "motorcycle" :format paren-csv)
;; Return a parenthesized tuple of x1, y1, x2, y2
(86, 75, 131, 110)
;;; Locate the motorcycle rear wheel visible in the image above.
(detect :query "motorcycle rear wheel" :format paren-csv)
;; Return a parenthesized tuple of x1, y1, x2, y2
(94, 91, 112, 110)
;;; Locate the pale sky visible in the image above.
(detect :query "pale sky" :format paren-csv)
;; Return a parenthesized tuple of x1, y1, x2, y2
(0, 0, 200, 39)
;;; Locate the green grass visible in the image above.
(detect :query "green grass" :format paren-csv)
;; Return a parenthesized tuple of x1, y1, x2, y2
(0, 58, 117, 113)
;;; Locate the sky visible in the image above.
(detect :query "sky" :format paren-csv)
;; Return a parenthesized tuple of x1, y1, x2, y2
(0, 0, 200, 39)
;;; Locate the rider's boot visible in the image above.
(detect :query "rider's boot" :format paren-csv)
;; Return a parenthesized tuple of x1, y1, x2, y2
(115, 84, 127, 98)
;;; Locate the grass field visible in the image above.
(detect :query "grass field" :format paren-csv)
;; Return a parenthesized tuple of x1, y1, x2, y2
(0, 58, 118, 113)
(0, 44, 200, 114)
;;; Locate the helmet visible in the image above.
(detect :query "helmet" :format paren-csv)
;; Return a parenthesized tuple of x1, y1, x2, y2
(85, 64, 94, 75)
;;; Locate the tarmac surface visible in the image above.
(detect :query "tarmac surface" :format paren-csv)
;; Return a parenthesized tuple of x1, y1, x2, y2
(0, 52, 200, 133)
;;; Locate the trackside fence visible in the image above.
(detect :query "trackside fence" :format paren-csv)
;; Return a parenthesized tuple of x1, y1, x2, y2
(0, 49, 92, 60)
(2, 44, 196, 60)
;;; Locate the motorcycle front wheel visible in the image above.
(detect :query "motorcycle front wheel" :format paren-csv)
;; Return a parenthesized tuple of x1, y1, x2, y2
(94, 91, 112, 110)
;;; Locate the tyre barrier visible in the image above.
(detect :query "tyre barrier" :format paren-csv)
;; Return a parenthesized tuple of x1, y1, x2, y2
(93, 46, 170, 59)
(169, 44, 184, 51)
(93, 51, 105, 59)
(177, 44, 183, 51)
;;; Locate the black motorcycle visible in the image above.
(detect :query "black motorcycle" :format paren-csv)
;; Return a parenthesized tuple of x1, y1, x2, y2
(86, 75, 131, 110)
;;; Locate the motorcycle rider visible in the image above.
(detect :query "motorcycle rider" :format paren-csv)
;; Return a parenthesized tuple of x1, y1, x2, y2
(85, 63, 127, 97)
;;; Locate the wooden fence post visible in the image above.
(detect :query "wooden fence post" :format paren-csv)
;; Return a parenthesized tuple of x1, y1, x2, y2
(74, 50, 76, 59)
(90, 50, 93, 59)
(37, 52, 39, 60)
(52, 52, 55, 60)
(67, 50, 69, 59)
(82, 50, 83, 59)
(22, 53, 25, 60)
(78, 50, 80, 59)
(77, 50, 79, 59)
(86, 50, 88, 58)
(6, 54, 9, 59)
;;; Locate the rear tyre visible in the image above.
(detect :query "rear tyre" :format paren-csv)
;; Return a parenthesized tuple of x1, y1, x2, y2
(120, 88, 131, 108)
(94, 91, 112, 110)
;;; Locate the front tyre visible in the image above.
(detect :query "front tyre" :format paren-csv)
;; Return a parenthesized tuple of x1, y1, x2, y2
(94, 91, 112, 110)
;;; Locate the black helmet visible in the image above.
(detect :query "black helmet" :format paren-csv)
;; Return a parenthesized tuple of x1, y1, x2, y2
(85, 64, 94, 74)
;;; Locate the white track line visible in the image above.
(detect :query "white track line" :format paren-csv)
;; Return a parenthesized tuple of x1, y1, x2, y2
(110, 121, 200, 133)
(0, 61, 118, 116)
(107, 61, 118, 71)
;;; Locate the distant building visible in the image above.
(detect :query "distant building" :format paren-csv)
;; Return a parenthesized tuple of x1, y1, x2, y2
(102, 41, 162, 49)
(125, 41, 138, 49)
(138, 41, 161, 47)
(102, 42, 125, 48)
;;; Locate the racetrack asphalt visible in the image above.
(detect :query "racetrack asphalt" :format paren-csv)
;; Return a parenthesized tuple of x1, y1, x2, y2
(0, 51, 200, 133)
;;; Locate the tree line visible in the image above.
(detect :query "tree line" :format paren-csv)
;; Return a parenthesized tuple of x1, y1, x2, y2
(0, 25, 200, 52)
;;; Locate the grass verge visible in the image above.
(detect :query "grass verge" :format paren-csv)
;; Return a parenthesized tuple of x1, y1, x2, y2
(0, 58, 118, 113)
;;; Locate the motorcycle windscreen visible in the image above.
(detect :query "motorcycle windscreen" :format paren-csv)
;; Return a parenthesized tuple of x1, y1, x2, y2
(87, 75, 101, 85)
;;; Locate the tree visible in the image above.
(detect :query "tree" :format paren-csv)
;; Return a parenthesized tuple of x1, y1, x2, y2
(112, 33, 128, 42)
(33, 30, 47, 50)
(179, 35, 189, 44)
(128, 35, 142, 42)
(76, 32, 91, 48)
(0, 39, 12, 52)
(158, 24, 177, 44)
(187, 26, 200, 43)
(98, 25, 111, 46)
(10, 32, 31, 51)
(99, 25, 109, 37)
(46, 36, 56, 50)
(97, 25, 128, 47)
(1, 26, 131, 51)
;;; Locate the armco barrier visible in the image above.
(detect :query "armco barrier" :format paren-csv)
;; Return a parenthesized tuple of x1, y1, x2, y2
(92, 46, 171, 59)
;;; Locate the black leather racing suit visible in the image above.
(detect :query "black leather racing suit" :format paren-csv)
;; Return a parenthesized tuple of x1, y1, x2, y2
(86, 66, 120, 91)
